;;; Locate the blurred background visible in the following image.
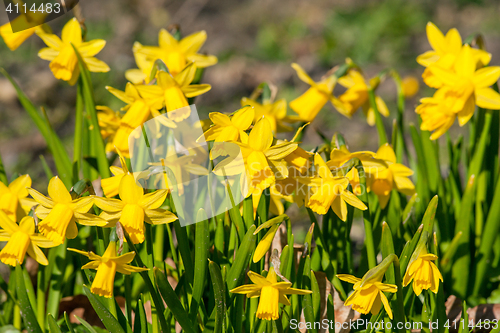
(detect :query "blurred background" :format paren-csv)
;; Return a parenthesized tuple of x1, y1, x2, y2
(1, 0, 500, 188)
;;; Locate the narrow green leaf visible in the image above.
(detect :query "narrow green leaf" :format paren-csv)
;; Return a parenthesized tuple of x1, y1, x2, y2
(0, 68, 72, 185)
(190, 209, 210, 321)
(209, 261, 226, 333)
(0, 150, 7, 185)
(452, 176, 475, 299)
(226, 225, 256, 290)
(133, 298, 148, 333)
(154, 268, 197, 333)
(71, 46, 110, 179)
(15, 265, 42, 333)
(83, 286, 127, 333)
(74, 315, 98, 333)
(47, 314, 62, 333)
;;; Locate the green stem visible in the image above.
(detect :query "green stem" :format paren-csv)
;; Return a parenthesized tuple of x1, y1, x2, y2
(368, 88, 388, 145)
(73, 79, 84, 183)
(0, 149, 7, 185)
(392, 258, 406, 332)
(123, 230, 169, 333)
(36, 265, 46, 329)
(353, 158, 376, 268)
(468, 110, 492, 178)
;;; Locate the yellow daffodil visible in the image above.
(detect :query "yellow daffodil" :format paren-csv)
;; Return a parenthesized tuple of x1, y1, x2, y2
(298, 153, 367, 220)
(368, 144, 415, 209)
(149, 144, 209, 195)
(94, 173, 177, 244)
(289, 63, 343, 122)
(253, 223, 280, 263)
(335, 70, 390, 126)
(0, 213, 55, 266)
(401, 76, 420, 98)
(97, 106, 122, 154)
(37, 18, 109, 84)
(137, 64, 211, 122)
(231, 118, 297, 196)
(326, 146, 387, 195)
(417, 22, 491, 89)
(199, 106, 254, 143)
(241, 96, 296, 133)
(337, 273, 397, 319)
(426, 45, 500, 125)
(101, 150, 129, 198)
(69, 241, 148, 298)
(0, 7, 47, 51)
(0, 174, 36, 221)
(28, 176, 106, 245)
(105, 82, 177, 156)
(230, 267, 312, 320)
(416, 89, 458, 140)
(126, 29, 217, 83)
(403, 247, 443, 296)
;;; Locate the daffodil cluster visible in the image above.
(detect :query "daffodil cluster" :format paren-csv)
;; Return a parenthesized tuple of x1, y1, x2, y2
(416, 22, 500, 139)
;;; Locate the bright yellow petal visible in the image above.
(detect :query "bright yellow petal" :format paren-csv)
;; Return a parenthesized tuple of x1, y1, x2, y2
(8, 174, 31, 198)
(376, 143, 396, 163)
(139, 190, 168, 209)
(182, 84, 211, 98)
(61, 18, 82, 45)
(94, 197, 124, 213)
(248, 118, 273, 152)
(119, 174, 144, 204)
(179, 30, 207, 54)
(341, 190, 367, 211)
(231, 106, 255, 131)
(253, 224, 279, 263)
(79, 39, 106, 57)
(291, 63, 316, 86)
(48, 176, 72, 204)
(84, 57, 110, 73)
(475, 87, 500, 110)
(472, 66, 500, 88)
(426, 22, 446, 54)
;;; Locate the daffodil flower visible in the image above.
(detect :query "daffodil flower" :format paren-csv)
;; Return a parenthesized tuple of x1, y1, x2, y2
(149, 144, 209, 195)
(97, 106, 122, 154)
(137, 64, 211, 121)
(101, 149, 129, 198)
(69, 241, 148, 298)
(241, 96, 296, 133)
(289, 63, 343, 122)
(367, 144, 415, 209)
(337, 273, 397, 319)
(37, 18, 109, 84)
(417, 22, 491, 88)
(335, 70, 390, 126)
(231, 118, 297, 196)
(298, 153, 367, 220)
(0, 7, 46, 51)
(230, 267, 312, 320)
(0, 214, 55, 266)
(403, 246, 443, 296)
(0, 174, 36, 221)
(427, 45, 500, 126)
(416, 89, 458, 140)
(126, 29, 217, 83)
(326, 146, 386, 195)
(105, 82, 176, 156)
(28, 176, 106, 245)
(199, 106, 254, 143)
(94, 173, 177, 244)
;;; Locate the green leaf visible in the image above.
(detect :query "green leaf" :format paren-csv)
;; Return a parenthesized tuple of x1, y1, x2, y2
(452, 176, 475, 299)
(71, 45, 110, 179)
(133, 298, 148, 333)
(399, 224, 423, 275)
(190, 209, 210, 321)
(209, 261, 226, 333)
(0, 68, 72, 185)
(226, 225, 256, 290)
(154, 268, 197, 333)
(15, 265, 43, 333)
(83, 286, 127, 333)
(74, 315, 98, 333)
(47, 314, 62, 333)
(0, 150, 7, 185)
